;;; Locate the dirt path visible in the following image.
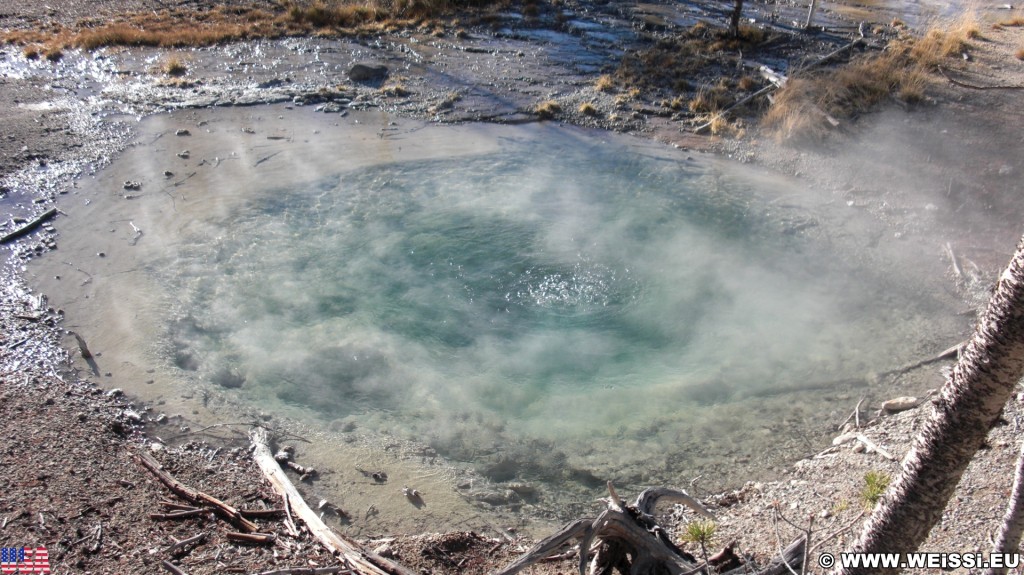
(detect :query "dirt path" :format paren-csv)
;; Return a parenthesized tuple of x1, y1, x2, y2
(2, 1, 1024, 574)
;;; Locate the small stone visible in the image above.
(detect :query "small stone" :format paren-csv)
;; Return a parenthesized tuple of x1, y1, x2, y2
(853, 442, 866, 453)
(832, 432, 858, 446)
(97, 252, 106, 257)
(175, 129, 191, 136)
(881, 396, 919, 413)
(374, 543, 395, 557)
(177, 150, 190, 159)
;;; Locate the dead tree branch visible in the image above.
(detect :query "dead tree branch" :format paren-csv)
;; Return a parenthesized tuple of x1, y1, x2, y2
(135, 451, 259, 533)
(250, 427, 416, 575)
(0, 208, 57, 244)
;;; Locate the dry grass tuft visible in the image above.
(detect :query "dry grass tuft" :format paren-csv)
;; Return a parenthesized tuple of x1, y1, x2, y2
(578, 102, 598, 116)
(907, 13, 981, 67)
(762, 11, 988, 143)
(1016, 46, 1024, 60)
(162, 55, 188, 76)
(688, 86, 729, 114)
(535, 99, 561, 119)
(22, 45, 40, 59)
(380, 83, 413, 97)
(43, 46, 63, 61)
(595, 74, 615, 93)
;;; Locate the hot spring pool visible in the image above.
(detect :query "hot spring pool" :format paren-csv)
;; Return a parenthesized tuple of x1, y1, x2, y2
(29, 106, 964, 532)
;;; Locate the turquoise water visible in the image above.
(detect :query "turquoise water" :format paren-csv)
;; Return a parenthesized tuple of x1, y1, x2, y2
(151, 132, 927, 494)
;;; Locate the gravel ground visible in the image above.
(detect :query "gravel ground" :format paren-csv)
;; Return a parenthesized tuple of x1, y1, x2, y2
(2, 1, 1024, 574)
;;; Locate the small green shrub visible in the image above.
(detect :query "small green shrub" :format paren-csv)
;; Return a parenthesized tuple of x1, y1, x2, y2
(861, 470, 891, 508)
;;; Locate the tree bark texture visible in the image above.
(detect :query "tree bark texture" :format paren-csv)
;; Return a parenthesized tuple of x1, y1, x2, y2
(840, 235, 1024, 575)
(729, 0, 744, 38)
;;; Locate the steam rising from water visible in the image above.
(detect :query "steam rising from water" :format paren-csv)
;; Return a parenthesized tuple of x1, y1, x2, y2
(28, 110, 960, 504)
(157, 136, 910, 484)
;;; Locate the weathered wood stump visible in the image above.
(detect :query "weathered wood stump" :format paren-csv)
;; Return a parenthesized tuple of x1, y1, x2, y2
(494, 483, 805, 575)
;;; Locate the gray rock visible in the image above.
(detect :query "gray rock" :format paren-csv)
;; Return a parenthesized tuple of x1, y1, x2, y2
(349, 63, 388, 82)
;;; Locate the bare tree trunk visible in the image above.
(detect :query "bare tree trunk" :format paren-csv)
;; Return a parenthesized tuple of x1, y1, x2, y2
(985, 438, 1024, 575)
(730, 0, 744, 38)
(840, 235, 1024, 575)
(804, 0, 819, 30)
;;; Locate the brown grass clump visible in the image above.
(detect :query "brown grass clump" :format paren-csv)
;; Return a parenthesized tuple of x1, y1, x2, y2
(578, 102, 598, 116)
(1, 0, 506, 51)
(761, 10, 990, 143)
(380, 83, 413, 97)
(535, 100, 561, 119)
(595, 74, 615, 92)
(1016, 46, 1024, 60)
(999, 14, 1024, 27)
(760, 78, 833, 143)
(762, 47, 933, 143)
(43, 46, 63, 61)
(688, 86, 729, 114)
(907, 13, 981, 67)
(22, 45, 40, 59)
(162, 55, 188, 76)
(737, 76, 758, 91)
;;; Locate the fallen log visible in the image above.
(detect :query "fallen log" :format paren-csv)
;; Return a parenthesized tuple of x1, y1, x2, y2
(0, 207, 57, 244)
(135, 451, 259, 533)
(249, 428, 416, 575)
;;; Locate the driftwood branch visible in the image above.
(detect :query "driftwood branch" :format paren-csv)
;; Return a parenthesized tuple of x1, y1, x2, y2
(0, 208, 57, 244)
(250, 567, 349, 575)
(150, 509, 211, 521)
(634, 486, 716, 519)
(167, 532, 207, 556)
(492, 519, 591, 575)
(496, 484, 805, 575)
(136, 451, 259, 533)
(250, 428, 416, 575)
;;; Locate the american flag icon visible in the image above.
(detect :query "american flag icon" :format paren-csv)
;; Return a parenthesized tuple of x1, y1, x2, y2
(0, 547, 50, 574)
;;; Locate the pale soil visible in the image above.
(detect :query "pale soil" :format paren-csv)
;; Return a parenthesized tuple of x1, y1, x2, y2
(2, 1, 1024, 574)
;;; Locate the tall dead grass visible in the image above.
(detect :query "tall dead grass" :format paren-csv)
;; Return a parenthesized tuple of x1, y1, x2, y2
(2, 0, 504, 51)
(762, 12, 979, 142)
